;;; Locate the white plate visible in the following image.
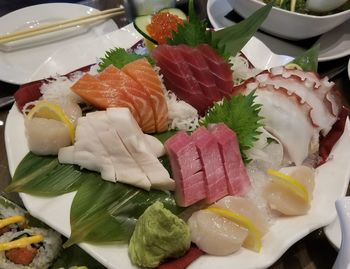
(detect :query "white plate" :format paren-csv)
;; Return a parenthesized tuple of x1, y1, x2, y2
(5, 25, 350, 269)
(0, 3, 119, 85)
(207, 0, 350, 62)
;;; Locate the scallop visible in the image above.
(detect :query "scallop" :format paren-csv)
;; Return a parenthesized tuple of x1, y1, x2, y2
(263, 166, 315, 216)
(188, 210, 248, 256)
(25, 117, 71, 155)
(215, 196, 269, 236)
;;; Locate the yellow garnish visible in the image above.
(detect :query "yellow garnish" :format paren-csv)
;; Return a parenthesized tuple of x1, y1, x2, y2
(206, 207, 262, 252)
(0, 216, 25, 229)
(267, 168, 309, 202)
(0, 235, 44, 251)
(27, 100, 75, 143)
(285, 63, 302, 70)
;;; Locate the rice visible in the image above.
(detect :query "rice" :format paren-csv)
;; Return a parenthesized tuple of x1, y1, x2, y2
(0, 227, 62, 269)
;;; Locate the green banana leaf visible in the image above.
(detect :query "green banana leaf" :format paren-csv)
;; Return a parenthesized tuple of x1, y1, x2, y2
(7, 152, 182, 247)
(6, 153, 85, 196)
(212, 3, 273, 58)
(65, 175, 181, 247)
(289, 43, 320, 72)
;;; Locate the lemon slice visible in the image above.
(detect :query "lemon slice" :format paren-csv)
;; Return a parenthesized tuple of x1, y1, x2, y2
(267, 168, 309, 202)
(206, 207, 262, 252)
(27, 100, 75, 143)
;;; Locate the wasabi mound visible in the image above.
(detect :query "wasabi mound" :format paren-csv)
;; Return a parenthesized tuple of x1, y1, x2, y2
(128, 201, 191, 268)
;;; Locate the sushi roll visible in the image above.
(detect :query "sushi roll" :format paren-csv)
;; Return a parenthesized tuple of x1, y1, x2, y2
(0, 205, 27, 236)
(0, 227, 62, 269)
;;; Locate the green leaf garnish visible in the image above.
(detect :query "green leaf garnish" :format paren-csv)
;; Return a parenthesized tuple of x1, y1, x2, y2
(212, 3, 273, 59)
(167, 1, 272, 60)
(98, 48, 154, 72)
(289, 43, 319, 72)
(6, 153, 84, 195)
(166, 0, 212, 47)
(200, 91, 263, 162)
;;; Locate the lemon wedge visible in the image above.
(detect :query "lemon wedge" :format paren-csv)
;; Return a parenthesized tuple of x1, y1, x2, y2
(206, 207, 262, 252)
(26, 100, 75, 143)
(267, 168, 309, 202)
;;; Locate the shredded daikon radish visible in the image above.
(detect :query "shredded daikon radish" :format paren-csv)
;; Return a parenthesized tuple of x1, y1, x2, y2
(40, 72, 84, 104)
(230, 54, 261, 85)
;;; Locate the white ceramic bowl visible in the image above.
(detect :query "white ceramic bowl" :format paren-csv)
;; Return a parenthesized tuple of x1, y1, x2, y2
(232, 0, 350, 40)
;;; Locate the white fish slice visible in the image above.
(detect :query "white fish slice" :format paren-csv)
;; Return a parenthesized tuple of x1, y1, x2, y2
(106, 108, 175, 191)
(86, 111, 151, 190)
(59, 117, 115, 182)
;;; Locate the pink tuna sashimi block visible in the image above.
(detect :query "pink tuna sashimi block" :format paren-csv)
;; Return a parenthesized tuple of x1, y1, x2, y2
(191, 127, 228, 204)
(209, 123, 251, 195)
(152, 44, 233, 115)
(165, 131, 206, 207)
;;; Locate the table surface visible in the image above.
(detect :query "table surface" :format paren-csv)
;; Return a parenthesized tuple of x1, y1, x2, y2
(0, 1, 349, 268)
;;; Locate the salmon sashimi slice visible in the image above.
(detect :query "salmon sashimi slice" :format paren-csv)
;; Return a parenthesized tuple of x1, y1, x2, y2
(122, 58, 169, 133)
(71, 73, 141, 127)
(97, 65, 156, 133)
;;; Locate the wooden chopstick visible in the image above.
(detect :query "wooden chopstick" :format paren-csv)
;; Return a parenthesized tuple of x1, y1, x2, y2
(0, 7, 124, 44)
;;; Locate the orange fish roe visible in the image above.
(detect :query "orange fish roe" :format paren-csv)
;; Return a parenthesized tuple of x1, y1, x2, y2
(146, 12, 185, 44)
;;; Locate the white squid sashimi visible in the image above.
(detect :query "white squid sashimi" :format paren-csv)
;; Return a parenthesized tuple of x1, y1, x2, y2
(188, 210, 248, 255)
(263, 166, 315, 216)
(25, 118, 71, 156)
(58, 116, 115, 182)
(86, 111, 151, 190)
(215, 196, 269, 236)
(106, 108, 174, 191)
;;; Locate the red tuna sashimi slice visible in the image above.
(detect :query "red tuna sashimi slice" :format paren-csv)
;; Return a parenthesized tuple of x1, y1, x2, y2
(176, 45, 222, 102)
(209, 123, 250, 195)
(71, 74, 140, 124)
(152, 44, 213, 115)
(165, 131, 206, 207)
(197, 44, 233, 97)
(191, 127, 228, 203)
(122, 58, 169, 133)
(97, 65, 156, 133)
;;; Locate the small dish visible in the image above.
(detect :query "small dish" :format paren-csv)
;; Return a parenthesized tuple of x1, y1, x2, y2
(232, 0, 350, 40)
(0, 3, 119, 85)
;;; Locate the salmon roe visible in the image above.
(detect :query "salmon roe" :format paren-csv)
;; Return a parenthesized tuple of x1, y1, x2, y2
(146, 12, 185, 44)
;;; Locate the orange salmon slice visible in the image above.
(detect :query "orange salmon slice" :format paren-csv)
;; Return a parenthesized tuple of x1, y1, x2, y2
(122, 58, 169, 132)
(98, 65, 156, 133)
(71, 74, 137, 114)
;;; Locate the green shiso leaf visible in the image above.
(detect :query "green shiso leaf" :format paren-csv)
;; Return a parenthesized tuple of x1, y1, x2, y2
(65, 176, 182, 247)
(167, 1, 272, 60)
(200, 91, 263, 162)
(289, 43, 319, 72)
(98, 48, 153, 72)
(6, 153, 84, 196)
(166, 0, 213, 48)
(212, 3, 273, 59)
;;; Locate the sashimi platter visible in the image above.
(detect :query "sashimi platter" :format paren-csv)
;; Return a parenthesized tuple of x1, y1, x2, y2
(4, 1, 350, 269)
